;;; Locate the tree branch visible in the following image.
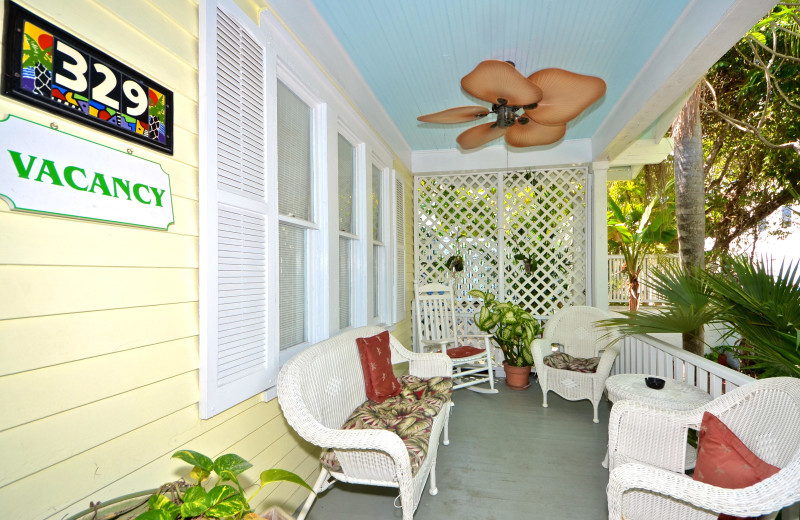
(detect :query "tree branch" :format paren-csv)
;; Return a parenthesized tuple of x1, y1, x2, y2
(701, 102, 800, 154)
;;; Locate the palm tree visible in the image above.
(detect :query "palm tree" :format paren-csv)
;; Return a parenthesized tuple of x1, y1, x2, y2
(607, 194, 677, 311)
(602, 256, 800, 377)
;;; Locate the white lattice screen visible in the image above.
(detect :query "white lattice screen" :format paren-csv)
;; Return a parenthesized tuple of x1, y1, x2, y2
(415, 167, 588, 330)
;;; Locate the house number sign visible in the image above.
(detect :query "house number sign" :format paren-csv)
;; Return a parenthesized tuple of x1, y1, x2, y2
(2, 2, 174, 154)
(0, 115, 174, 230)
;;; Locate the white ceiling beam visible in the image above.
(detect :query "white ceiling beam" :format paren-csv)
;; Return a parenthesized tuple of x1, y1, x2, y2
(412, 139, 593, 174)
(592, 0, 776, 163)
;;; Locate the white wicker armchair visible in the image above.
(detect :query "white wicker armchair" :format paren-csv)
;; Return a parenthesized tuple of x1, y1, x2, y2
(607, 377, 800, 520)
(531, 306, 620, 423)
(277, 326, 453, 520)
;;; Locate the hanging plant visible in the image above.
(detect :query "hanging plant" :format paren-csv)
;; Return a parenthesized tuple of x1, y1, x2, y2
(443, 229, 466, 273)
(508, 229, 538, 275)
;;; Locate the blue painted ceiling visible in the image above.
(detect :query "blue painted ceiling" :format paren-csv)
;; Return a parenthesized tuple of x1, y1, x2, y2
(309, 0, 690, 152)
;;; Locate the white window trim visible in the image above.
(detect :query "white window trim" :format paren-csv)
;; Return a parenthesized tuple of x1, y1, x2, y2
(274, 62, 329, 365)
(335, 124, 366, 332)
(369, 159, 391, 326)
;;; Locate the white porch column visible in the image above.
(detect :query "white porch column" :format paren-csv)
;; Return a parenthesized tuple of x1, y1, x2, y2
(590, 162, 609, 310)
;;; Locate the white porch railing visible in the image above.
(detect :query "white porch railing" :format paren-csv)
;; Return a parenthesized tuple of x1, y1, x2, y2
(611, 333, 754, 398)
(608, 254, 680, 305)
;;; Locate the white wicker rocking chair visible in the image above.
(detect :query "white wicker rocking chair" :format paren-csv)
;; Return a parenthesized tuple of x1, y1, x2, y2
(531, 305, 620, 423)
(607, 377, 800, 520)
(414, 282, 498, 394)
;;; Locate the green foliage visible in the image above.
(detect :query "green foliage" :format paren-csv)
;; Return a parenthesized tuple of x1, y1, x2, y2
(701, 3, 800, 255)
(601, 257, 800, 378)
(469, 290, 541, 367)
(134, 450, 313, 520)
(706, 256, 800, 377)
(607, 185, 678, 309)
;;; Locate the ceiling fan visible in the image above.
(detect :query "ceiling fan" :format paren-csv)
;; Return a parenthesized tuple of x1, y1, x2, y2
(417, 60, 606, 149)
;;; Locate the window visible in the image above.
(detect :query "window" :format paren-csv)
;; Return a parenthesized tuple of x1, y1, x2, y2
(371, 164, 385, 322)
(277, 80, 315, 351)
(338, 134, 357, 329)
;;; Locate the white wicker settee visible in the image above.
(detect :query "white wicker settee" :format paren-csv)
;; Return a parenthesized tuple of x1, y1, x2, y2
(277, 326, 453, 520)
(607, 377, 800, 520)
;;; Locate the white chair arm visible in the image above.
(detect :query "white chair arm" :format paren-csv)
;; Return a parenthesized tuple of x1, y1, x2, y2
(389, 338, 453, 378)
(595, 342, 620, 374)
(608, 462, 788, 520)
(608, 400, 702, 473)
(531, 338, 549, 369)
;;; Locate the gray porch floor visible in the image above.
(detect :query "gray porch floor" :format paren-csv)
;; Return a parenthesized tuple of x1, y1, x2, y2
(304, 376, 613, 519)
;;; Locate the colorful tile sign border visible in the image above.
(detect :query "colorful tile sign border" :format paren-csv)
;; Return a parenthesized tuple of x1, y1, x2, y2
(2, 2, 174, 154)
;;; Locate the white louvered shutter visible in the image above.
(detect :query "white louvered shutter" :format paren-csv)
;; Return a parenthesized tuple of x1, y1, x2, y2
(201, 4, 270, 418)
(394, 176, 406, 322)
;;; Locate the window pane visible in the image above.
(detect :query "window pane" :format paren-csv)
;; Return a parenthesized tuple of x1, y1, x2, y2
(372, 165, 382, 241)
(279, 224, 306, 349)
(277, 81, 312, 220)
(338, 135, 355, 233)
(339, 236, 351, 329)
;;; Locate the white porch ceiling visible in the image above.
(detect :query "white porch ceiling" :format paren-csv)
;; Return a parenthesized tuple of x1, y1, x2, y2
(264, 0, 776, 169)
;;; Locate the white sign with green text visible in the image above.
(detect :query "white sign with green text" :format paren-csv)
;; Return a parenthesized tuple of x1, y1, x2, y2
(0, 115, 174, 229)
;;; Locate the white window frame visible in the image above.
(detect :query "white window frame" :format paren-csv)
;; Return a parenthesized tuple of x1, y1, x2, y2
(335, 126, 365, 332)
(274, 64, 328, 365)
(369, 159, 391, 325)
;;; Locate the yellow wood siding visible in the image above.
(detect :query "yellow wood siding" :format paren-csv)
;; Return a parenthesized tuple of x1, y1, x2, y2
(0, 1, 310, 517)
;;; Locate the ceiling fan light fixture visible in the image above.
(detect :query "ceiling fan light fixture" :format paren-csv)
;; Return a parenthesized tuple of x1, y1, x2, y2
(419, 60, 606, 149)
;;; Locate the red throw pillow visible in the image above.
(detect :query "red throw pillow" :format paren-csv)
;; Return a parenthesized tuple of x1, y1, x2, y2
(693, 411, 780, 520)
(356, 331, 401, 404)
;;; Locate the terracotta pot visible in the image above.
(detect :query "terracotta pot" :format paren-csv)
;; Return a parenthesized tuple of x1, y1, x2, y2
(503, 363, 532, 390)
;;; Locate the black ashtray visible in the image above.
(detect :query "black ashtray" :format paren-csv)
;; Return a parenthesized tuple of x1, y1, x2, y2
(645, 377, 666, 390)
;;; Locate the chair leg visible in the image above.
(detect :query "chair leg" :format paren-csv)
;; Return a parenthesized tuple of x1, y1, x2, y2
(297, 468, 328, 520)
(399, 480, 415, 520)
(592, 399, 600, 424)
(542, 389, 549, 408)
(443, 405, 450, 445)
(429, 463, 438, 495)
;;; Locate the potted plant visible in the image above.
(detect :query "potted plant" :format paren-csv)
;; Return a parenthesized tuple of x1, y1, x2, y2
(469, 289, 542, 389)
(132, 449, 313, 520)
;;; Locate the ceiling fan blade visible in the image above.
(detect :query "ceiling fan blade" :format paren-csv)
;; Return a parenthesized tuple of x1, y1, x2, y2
(525, 68, 606, 125)
(505, 121, 566, 147)
(461, 60, 543, 106)
(456, 122, 507, 149)
(417, 106, 490, 123)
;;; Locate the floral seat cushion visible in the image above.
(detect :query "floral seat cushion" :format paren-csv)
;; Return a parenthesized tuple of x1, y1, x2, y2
(320, 375, 452, 476)
(543, 352, 601, 373)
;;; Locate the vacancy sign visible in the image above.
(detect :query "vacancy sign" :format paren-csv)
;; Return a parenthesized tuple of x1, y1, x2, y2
(0, 115, 174, 229)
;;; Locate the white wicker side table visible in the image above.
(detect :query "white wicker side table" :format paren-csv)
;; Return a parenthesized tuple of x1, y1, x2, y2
(605, 373, 713, 410)
(603, 373, 713, 469)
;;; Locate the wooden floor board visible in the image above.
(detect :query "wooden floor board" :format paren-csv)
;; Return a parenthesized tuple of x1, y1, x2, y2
(303, 376, 612, 519)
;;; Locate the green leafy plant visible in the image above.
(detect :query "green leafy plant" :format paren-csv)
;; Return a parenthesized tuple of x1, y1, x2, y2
(469, 290, 541, 367)
(601, 256, 800, 378)
(607, 190, 677, 311)
(135, 450, 313, 520)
